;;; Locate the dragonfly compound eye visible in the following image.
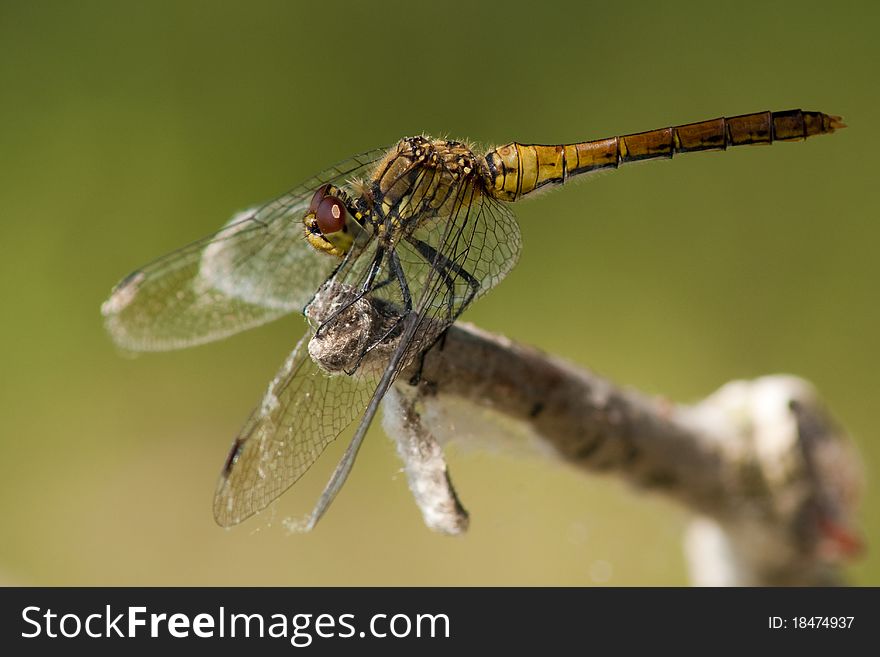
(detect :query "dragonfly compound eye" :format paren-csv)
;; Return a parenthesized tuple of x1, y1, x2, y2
(308, 184, 331, 215)
(316, 196, 347, 234)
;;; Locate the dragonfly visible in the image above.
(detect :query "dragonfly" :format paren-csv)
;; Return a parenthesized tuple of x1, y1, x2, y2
(101, 109, 843, 530)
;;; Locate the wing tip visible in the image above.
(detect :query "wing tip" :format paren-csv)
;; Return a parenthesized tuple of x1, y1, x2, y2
(212, 487, 240, 528)
(101, 270, 146, 317)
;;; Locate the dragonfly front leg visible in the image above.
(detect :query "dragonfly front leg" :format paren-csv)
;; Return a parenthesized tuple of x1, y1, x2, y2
(303, 255, 349, 314)
(315, 245, 386, 338)
(348, 249, 414, 374)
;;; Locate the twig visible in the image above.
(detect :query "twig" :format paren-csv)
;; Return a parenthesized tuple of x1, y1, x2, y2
(385, 322, 864, 586)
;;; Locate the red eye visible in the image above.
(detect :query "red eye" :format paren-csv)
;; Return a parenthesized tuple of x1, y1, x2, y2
(316, 196, 346, 234)
(308, 184, 331, 215)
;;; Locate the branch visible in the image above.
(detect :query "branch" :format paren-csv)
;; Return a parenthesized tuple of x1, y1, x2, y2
(384, 322, 864, 586)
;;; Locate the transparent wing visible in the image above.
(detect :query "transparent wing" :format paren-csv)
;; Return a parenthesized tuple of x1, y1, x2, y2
(405, 181, 522, 332)
(215, 178, 523, 529)
(294, 180, 524, 527)
(101, 147, 387, 351)
(213, 328, 376, 527)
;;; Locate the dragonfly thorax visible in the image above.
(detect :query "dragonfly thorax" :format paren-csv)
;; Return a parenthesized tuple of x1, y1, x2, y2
(371, 136, 481, 225)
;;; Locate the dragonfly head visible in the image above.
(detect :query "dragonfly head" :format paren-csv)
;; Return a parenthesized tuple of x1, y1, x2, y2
(304, 184, 357, 257)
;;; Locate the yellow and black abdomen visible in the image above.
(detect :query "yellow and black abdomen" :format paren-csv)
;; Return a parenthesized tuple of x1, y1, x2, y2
(481, 109, 843, 202)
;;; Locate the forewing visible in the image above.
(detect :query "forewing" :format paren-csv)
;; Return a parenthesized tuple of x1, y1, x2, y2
(408, 182, 522, 321)
(376, 181, 522, 362)
(213, 329, 377, 527)
(101, 147, 387, 351)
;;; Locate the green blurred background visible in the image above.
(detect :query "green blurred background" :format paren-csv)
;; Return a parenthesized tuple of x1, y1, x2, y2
(1, 0, 876, 585)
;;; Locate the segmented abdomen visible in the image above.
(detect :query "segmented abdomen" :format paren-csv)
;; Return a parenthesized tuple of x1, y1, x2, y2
(481, 109, 843, 202)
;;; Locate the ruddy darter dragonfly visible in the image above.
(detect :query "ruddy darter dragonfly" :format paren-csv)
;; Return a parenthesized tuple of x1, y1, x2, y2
(102, 109, 843, 530)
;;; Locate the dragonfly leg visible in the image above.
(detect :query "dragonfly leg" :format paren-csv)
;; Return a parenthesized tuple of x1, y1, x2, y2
(388, 248, 413, 315)
(346, 249, 414, 374)
(303, 255, 349, 314)
(403, 236, 478, 385)
(408, 327, 449, 386)
(315, 245, 386, 338)
(406, 237, 481, 320)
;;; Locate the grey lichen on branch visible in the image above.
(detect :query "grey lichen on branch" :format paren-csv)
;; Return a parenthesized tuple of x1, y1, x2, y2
(387, 323, 863, 586)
